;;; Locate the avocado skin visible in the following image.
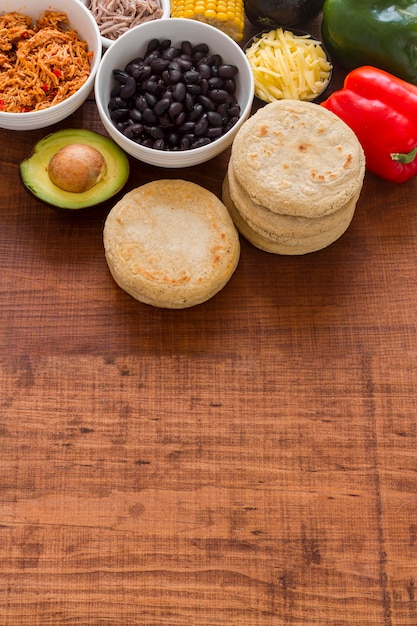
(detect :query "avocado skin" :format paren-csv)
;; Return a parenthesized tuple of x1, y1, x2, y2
(20, 129, 130, 210)
(244, 0, 324, 28)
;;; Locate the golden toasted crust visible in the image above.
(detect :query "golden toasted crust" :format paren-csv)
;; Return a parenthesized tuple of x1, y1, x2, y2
(103, 180, 240, 308)
(231, 100, 365, 218)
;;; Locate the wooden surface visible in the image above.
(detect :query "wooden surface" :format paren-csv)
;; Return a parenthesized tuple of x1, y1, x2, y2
(1, 14, 417, 626)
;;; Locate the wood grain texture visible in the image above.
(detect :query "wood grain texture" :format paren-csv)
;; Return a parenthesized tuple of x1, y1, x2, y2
(1, 15, 417, 626)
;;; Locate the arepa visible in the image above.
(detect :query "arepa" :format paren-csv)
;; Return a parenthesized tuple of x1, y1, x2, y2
(223, 173, 360, 255)
(231, 100, 365, 218)
(103, 180, 240, 308)
(226, 158, 358, 244)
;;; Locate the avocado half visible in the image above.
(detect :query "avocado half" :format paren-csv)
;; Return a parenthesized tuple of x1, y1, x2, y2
(20, 129, 130, 210)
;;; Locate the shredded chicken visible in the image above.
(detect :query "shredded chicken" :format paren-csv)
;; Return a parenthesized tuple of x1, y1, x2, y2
(0, 11, 92, 113)
(87, 0, 164, 41)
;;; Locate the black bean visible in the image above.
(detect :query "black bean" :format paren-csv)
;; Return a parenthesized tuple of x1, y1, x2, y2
(186, 84, 202, 96)
(217, 102, 229, 118)
(198, 95, 215, 111)
(208, 76, 224, 90)
(109, 96, 127, 110)
(154, 97, 171, 116)
(145, 92, 158, 108)
(129, 108, 143, 122)
(161, 70, 171, 85)
(120, 76, 137, 99)
(224, 79, 236, 94)
(195, 116, 209, 136)
(193, 51, 207, 64)
(180, 136, 191, 150)
(124, 123, 144, 139)
(192, 43, 209, 54)
(218, 64, 238, 78)
(184, 70, 200, 84)
(113, 69, 130, 83)
(191, 137, 211, 148)
(110, 108, 129, 121)
(158, 114, 172, 127)
(144, 79, 159, 95)
(189, 103, 203, 122)
(209, 89, 229, 103)
(169, 68, 182, 83)
(167, 131, 179, 146)
(197, 54, 212, 66)
(153, 138, 166, 150)
(161, 90, 173, 103)
(179, 121, 195, 134)
(228, 103, 241, 117)
(150, 57, 170, 73)
(177, 57, 193, 71)
(140, 65, 152, 80)
(142, 108, 157, 123)
(135, 95, 147, 111)
(198, 64, 211, 79)
(207, 110, 223, 126)
(225, 116, 239, 131)
(181, 133, 195, 144)
(149, 126, 165, 139)
(175, 111, 186, 126)
(184, 92, 194, 111)
(110, 84, 122, 97)
(172, 82, 186, 101)
(162, 46, 180, 61)
(168, 60, 181, 71)
(181, 41, 193, 56)
(199, 78, 209, 95)
(207, 126, 223, 138)
(145, 38, 160, 55)
(168, 101, 183, 119)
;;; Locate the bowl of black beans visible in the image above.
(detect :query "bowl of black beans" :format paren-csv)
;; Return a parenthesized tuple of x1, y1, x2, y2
(94, 18, 255, 167)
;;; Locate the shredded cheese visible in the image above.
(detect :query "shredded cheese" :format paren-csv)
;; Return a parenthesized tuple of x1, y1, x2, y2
(245, 28, 332, 103)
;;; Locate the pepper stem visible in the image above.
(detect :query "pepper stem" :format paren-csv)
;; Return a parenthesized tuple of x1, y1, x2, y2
(391, 146, 417, 164)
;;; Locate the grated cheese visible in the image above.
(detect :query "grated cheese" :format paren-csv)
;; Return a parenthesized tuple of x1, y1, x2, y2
(245, 28, 332, 103)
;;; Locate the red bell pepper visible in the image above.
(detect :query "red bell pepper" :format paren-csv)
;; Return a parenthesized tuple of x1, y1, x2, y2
(321, 66, 417, 183)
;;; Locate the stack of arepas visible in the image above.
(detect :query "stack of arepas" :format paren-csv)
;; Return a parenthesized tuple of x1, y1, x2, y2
(222, 100, 366, 255)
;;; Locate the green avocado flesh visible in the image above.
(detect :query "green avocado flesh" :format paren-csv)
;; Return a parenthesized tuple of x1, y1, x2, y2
(20, 129, 130, 210)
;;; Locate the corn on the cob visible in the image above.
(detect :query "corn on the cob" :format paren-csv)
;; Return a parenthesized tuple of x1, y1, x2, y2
(170, 0, 245, 42)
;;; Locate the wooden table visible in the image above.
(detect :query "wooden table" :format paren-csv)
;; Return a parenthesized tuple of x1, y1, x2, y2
(1, 14, 416, 626)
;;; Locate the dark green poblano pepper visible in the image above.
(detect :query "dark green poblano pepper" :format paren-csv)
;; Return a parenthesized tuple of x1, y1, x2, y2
(321, 0, 417, 84)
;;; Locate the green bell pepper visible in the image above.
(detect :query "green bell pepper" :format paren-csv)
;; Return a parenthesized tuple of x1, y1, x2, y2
(321, 0, 417, 84)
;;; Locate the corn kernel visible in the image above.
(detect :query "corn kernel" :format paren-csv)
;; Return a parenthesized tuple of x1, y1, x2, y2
(170, 0, 244, 41)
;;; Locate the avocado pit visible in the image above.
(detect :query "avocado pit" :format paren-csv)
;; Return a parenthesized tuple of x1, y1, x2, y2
(20, 128, 130, 210)
(48, 143, 107, 193)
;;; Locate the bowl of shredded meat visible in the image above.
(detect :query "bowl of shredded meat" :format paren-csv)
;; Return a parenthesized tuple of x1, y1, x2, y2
(0, 0, 102, 130)
(81, 0, 170, 48)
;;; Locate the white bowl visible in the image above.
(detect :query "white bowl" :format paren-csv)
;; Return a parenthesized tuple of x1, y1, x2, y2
(95, 18, 255, 168)
(80, 0, 170, 49)
(0, 0, 102, 131)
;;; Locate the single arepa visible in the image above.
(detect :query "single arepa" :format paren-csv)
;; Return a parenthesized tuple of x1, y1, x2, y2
(231, 100, 365, 218)
(103, 180, 240, 308)
(223, 100, 365, 254)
